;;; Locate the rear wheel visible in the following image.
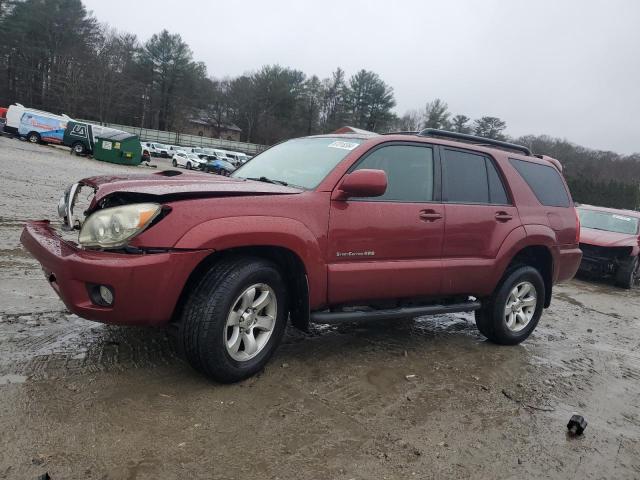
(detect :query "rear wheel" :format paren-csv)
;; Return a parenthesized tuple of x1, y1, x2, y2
(27, 132, 40, 144)
(179, 257, 288, 383)
(615, 256, 639, 289)
(475, 266, 545, 345)
(72, 142, 85, 154)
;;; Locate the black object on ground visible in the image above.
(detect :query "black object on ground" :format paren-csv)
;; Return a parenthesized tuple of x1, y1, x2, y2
(567, 414, 588, 436)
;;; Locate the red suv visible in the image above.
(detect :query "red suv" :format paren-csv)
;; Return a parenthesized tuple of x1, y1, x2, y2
(21, 129, 582, 382)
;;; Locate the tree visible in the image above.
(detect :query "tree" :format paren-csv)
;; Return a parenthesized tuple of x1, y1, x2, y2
(319, 67, 349, 132)
(347, 69, 396, 131)
(473, 116, 507, 140)
(423, 98, 450, 129)
(0, 0, 100, 113)
(300, 75, 322, 135)
(450, 114, 472, 134)
(397, 109, 423, 131)
(87, 28, 145, 124)
(203, 77, 232, 138)
(141, 30, 206, 130)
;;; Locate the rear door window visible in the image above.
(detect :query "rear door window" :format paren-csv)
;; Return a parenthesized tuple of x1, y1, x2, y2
(442, 149, 509, 205)
(510, 158, 570, 207)
(442, 149, 488, 204)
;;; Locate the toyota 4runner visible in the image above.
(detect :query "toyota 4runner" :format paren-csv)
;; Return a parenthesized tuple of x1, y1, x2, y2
(21, 129, 582, 382)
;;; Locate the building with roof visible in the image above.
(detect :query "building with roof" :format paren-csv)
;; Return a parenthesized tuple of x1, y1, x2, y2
(184, 116, 242, 141)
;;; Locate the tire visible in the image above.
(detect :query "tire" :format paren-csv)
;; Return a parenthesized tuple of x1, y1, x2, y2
(475, 266, 545, 345)
(172, 159, 177, 167)
(615, 256, 639, 289)
(72, 142, 85, 155)
(27, 132, 41, 144)
(178, 257, 288, 383)
(186, 162, 192, 170)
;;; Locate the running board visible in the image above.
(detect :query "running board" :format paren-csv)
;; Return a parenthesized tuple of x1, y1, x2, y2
(310, 301, 482, 324)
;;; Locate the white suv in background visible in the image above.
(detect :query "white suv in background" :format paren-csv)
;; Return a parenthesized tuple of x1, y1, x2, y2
(172, 151, 207, 170)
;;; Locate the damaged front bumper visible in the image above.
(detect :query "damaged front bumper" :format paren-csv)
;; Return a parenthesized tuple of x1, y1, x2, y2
(20, 220, 212, 326)
(578, 243, 632, 276)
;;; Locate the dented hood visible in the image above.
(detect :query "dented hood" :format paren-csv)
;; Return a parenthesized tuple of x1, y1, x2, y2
(82, 170, 302, 205)
(580, 227, 639, 248)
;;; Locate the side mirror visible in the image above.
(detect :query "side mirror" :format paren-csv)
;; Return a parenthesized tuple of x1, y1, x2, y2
(336, 169, 387, 199)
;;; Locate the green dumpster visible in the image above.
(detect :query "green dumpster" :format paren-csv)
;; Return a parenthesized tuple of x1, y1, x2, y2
(93, 131, 142, 166)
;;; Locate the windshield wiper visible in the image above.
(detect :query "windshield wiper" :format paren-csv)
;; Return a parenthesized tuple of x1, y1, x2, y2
(246, 176, 289, 186)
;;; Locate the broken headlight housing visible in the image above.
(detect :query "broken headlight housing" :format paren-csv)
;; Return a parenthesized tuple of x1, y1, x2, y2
(79, 203, 161, 248)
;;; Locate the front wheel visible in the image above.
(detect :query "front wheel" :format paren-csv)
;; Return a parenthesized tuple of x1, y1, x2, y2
(615, 256, 639, 289)
(27, 132, 41, 144)
(475, 266, 545, 345)
(178, 257, 288, 383)
(172, 159, 177, 167)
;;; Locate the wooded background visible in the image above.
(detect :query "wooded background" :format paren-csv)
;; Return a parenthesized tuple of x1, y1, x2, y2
(1, 0, 638, 210)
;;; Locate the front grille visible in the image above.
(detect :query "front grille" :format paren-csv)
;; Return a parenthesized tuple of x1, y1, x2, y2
(580, 243, 632, 260)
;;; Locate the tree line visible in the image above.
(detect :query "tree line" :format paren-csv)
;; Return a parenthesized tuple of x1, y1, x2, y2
(0, 0, 638, 210)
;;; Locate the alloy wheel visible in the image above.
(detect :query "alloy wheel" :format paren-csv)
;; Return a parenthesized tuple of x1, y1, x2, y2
(504, 281, 537, 332)
(225, 283, 277, 361)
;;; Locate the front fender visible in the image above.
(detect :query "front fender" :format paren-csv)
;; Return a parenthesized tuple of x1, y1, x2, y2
(174, 216, 327, 308)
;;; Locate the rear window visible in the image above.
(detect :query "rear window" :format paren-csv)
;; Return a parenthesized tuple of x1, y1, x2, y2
(509, 158, 570, 207)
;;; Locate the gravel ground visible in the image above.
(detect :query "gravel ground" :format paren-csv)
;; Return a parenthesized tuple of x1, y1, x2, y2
(0, 136, 639, 479)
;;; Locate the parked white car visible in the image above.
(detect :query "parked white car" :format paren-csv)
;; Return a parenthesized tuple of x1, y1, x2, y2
(220, 150, 249, 167)
(147, 143, 170, 157)
(168, 145, 188, 156)
(188, 147, 208, 158)
(172, 151, 207, 170)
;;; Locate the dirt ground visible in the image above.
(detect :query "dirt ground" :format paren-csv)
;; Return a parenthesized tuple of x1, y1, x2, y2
(0, 136, 639, 480)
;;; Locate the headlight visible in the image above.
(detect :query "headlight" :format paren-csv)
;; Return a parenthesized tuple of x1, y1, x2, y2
(79, 203, 161, 248)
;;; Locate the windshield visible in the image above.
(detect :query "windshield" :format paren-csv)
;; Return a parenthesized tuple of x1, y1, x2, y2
(579, 209, 639, 235)
(187, 154, 200, 160)
(232, 137, 363, 189)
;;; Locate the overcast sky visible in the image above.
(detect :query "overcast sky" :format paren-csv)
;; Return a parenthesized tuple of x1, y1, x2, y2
(83, 0, 640, 154)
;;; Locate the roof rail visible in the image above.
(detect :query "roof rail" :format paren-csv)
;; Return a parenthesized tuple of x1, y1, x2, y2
(417, 128, 532, 156)
(382, 131, 420, 136)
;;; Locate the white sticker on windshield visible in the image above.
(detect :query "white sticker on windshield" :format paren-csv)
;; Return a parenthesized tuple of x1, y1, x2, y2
(613, 214, 632, 222)
(328, 141, 359, 151)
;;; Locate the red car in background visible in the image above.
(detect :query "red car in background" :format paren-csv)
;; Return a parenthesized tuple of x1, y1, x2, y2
(578, 205, 640, 288)
(0, 106, 7, 130)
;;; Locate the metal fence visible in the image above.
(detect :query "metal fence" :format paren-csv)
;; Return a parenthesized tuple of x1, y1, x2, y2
(80, 120, 267, 155)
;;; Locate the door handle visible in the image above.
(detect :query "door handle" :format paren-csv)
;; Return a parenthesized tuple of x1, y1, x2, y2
(419, 210, 443, 222)
(495, 211, 513, 222)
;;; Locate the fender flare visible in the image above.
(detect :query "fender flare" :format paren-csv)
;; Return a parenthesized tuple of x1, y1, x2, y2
(495, 224, 557, 306)
(174, 216, 326, 309)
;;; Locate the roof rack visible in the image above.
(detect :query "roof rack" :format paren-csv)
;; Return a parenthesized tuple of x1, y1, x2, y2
(382, 131, 420, 136)
(417, 128, 532, 156)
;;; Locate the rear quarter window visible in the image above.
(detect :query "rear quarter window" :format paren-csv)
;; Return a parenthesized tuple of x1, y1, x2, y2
(509, 158, 570, 207)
